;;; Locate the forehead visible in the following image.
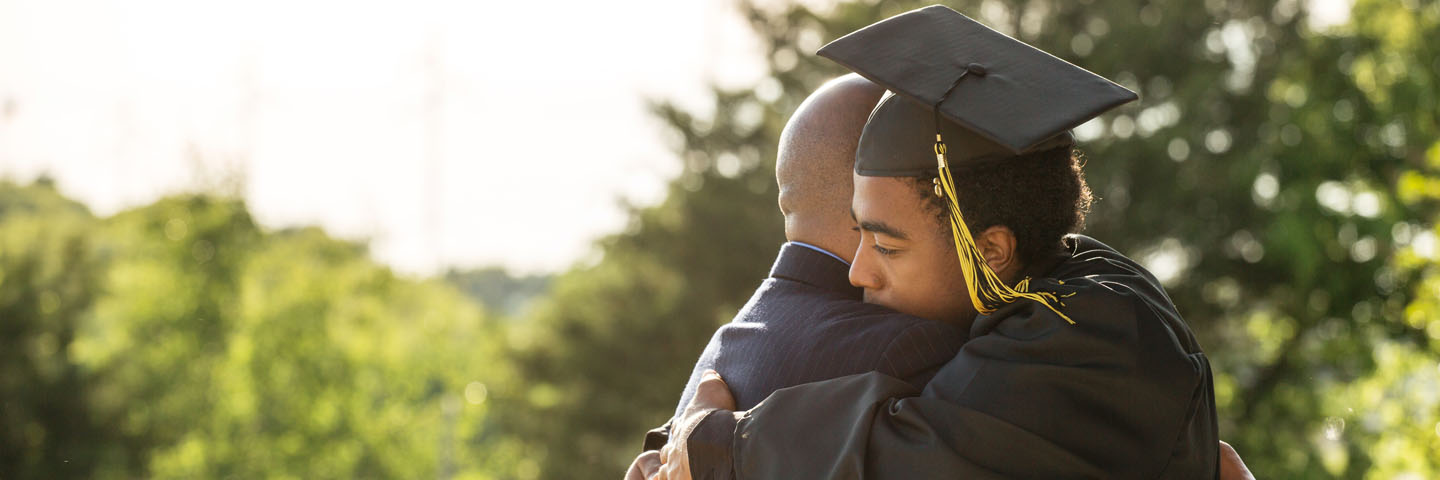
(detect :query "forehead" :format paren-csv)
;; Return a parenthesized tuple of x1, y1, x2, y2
(852, 174, 935, 229)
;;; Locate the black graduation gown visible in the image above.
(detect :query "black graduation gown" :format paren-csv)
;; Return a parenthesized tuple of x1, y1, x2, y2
(687, 235, 1219, 479)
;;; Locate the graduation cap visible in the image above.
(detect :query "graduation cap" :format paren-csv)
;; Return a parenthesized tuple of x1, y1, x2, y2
(818, 5, 1138, 322)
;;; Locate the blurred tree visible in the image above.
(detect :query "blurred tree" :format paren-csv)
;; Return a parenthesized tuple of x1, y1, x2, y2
(444, 267, 553, 317)
(78, 193, 262, 477)
(0, 181, 523, 479)
(136, 227, 518, 479)
(505, 0, 1439, 478)
(1350, 0, 1440, 476)
(0, 180, 114, 479)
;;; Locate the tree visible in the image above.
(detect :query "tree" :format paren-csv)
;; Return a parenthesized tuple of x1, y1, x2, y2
(0, 181, 525, 479)
(0, 180, 114, 479)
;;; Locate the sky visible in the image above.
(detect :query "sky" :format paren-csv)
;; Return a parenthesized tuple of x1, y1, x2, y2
(0, 0, 767, 275)
(0, 0, 1352, 276)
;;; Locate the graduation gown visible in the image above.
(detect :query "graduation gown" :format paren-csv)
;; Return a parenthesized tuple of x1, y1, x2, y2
(686, 235, 1219, 479)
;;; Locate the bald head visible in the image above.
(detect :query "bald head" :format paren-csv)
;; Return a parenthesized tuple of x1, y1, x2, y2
(776, 74, 885, 259)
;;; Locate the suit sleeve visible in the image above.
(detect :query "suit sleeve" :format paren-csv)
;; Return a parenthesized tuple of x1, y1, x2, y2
(689, 295, 1218, 479)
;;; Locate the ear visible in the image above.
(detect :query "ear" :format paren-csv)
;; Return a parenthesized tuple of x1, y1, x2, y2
(976, 225, 1018, 279)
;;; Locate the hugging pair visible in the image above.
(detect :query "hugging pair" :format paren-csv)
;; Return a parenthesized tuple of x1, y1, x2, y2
(634, 6, 1250, 480)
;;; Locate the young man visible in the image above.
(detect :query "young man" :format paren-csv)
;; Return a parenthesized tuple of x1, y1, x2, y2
(645, 6, 1230, 479)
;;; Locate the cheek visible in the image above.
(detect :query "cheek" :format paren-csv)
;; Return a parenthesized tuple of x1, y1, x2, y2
(920, 269, 959, 306)
(894, 257, 948, 303)
(937, 252, 967, 290)
(929, 237, 964, 281)
(921, 242, 971, 311)
(940, 257, 979, 318)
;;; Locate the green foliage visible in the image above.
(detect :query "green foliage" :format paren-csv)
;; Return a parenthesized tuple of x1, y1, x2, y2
(0, 181, 113, 478)
(0, 182, 520, 479)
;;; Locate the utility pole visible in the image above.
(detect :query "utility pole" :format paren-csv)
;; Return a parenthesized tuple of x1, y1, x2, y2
(423, 35, 446, 274)
(233, 57, 260, 197)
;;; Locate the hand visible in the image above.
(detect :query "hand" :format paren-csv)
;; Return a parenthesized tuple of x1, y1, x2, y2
(649, 370, 737, 480)
(1218, 441, 1256, 480)
(626, 450, 661, 480)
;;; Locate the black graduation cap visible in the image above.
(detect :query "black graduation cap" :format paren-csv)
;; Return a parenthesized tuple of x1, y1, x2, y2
(816, 5, 1139, 322)
(817, 4, 1138, 176)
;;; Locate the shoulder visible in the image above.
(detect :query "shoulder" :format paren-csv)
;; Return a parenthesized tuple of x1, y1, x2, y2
(729, 277, 835, 325)
(979, 234, 1199, 357)
(963, 234, 1205, 375)
(957, 256, 1206, 414)
(752, 295, 964, 358)
(818, 306, 967, 379)
(874, 319, 967, 379)
(1048, 235, 1175, 312)
(813, 301, 957, 338)
(876, 318, 968, 355)
(726, 279, 933, 347)
(968, 275, 1192, 371)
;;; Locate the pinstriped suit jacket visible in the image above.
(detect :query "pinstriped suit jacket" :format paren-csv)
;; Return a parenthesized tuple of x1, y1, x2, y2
(645, 243, 966, 449)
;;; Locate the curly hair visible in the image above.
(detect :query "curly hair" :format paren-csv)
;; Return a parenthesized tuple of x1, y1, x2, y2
(911, 146, 1093, 265)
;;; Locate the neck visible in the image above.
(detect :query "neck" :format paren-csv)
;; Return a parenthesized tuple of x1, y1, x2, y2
(784, 216, 854, 262)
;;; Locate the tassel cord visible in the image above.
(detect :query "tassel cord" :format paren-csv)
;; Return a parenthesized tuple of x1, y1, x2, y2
(934, 139, 1075, 325)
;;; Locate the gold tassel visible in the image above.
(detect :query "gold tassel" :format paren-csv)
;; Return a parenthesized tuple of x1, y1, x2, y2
(933, 135, 1075, 325)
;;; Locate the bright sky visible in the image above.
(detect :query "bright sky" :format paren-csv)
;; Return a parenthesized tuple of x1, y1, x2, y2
(0, 0, 766, 275)
(0, 0, 1352, 276)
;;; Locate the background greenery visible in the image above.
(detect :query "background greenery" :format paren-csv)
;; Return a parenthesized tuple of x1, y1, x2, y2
(3, 0, 1438, 478)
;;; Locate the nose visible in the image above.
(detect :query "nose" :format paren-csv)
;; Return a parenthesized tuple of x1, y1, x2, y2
(848, 243, 884, 291)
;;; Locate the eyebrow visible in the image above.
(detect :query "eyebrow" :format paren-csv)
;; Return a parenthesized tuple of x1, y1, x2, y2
(857, 219, 909, 240)
(849, 208, 909, 241)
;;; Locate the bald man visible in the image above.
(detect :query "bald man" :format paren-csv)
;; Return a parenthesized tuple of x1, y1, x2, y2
(630, 74, 966, 464)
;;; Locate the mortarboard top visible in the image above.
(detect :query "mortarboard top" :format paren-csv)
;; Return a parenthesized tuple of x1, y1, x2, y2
(817, 4, 1138, 176)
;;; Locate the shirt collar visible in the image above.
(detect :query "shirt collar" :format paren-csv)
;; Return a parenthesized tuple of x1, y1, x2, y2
(788, 241, 850, 265)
